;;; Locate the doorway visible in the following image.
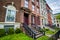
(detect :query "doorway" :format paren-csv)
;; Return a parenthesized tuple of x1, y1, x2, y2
(24, 13, 29, 25)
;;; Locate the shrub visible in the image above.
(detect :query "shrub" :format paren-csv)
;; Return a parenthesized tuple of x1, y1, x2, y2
(40, 29, 45, 35)
(40, 29, 44, 32)
(15, 28, 22, 34)
(48, 37, 56, 40)
(8, 28, 14, 34)
(45, 29, 49, 31)
(0, 29, 5, 37)
(54, 27, 60, 31)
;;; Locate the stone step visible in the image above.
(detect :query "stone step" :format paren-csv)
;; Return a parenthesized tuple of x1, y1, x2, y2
(31, 27, 42, 35)
(36, 32, 40, 35)
(35, 33, 43, 38)
(30, 27, 39, 31)
(30, 26, 43, 38)
(31, 28, 39, 33)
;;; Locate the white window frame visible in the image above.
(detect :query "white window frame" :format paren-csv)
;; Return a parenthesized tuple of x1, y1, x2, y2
(5, 5, 16, 22)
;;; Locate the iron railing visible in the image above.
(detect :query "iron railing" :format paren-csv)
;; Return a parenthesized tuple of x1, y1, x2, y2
(23, 23, 36, 40)
(31, 23, 44, 34)
(49, 30, 60, 40)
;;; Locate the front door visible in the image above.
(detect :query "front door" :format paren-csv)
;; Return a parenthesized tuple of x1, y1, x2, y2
(24, 13, 29, 25)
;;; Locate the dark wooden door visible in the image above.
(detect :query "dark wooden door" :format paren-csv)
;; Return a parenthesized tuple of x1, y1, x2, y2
(24, 14, 29, 25)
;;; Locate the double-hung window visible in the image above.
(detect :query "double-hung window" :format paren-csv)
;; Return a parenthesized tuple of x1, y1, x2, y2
(5, 5, 16, 22)
(32, 4, 34, 11)
(24, 0, 28, 8)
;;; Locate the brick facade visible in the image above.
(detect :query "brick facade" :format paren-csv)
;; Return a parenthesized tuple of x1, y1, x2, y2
(46, 4, 52, 26)
(1, 0, 40, 24)
(0, 0, 41, 32)
(0, 0, 53, 30)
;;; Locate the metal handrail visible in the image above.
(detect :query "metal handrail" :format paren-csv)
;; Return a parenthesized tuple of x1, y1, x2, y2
(23, 23, 36, 39)
(31, 23, 45, 35)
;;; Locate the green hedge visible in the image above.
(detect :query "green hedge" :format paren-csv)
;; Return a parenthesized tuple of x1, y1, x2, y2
(15, 28, 22, 34)
(8, 28, 14, 35)
(45, 29, 49, 31)
(48, 37, 56, 40)
(0, 28, 22, 37)
(0, 29, 5, 37)
(40, 29, 44, 32)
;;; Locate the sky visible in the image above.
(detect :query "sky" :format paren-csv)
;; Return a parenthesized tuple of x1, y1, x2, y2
(46, 0, 60, 14)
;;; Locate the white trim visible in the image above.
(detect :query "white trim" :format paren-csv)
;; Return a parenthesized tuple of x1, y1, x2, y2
(0, 22, 20, 29)
(3, 6, 18, 12)
(12, 2, 14, 6)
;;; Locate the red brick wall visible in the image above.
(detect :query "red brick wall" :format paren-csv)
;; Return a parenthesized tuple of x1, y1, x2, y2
(46, 4, 52, 26)
(0, 0, 21, 22)
(47, 12, 52, 25)
(0, 1, 6, 22)
(0, 0, 40, 25)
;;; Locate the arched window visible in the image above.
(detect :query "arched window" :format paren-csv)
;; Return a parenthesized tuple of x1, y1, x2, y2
(5, 5, 16, 22)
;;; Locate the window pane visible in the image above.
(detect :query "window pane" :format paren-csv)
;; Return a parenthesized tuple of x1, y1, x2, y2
(24, 0, 28, 8)
(7, 10, 11, 21)
(32, 4, 34, 11)
(6, 10, 16, 22)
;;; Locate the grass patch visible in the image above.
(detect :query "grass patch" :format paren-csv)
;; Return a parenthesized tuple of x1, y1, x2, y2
(45, 30, 55, 34)
(37, 36, 49, 40)
(54, 27, 60, 31)
(0, 28, 57, 40)
(45, 28, 56, 35)
(0, 33, 33, 40)
(0, 32, 52, 40)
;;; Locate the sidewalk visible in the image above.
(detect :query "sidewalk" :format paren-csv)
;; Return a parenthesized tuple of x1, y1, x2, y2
(44, 26, 55, 31)
(57, 38, 60, 40)
(45, 34, 53, 37)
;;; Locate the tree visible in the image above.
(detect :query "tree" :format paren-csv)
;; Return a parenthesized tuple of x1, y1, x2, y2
(55, 13, 60, 20)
